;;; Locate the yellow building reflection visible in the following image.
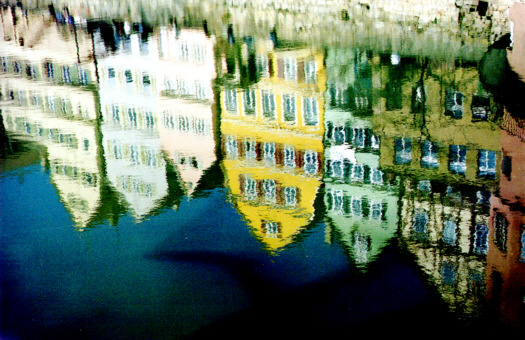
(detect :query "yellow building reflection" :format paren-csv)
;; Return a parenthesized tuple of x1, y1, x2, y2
(220, 41, 325, 252)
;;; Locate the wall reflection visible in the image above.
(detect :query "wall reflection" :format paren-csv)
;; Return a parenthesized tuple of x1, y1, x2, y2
(1, 2, 525, 331)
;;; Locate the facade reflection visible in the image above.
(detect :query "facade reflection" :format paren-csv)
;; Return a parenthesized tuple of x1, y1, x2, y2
(486, 110, 525, 327)
(1, 8, 100, 230)
(369, 52, 523, 319)
(323, 48, 398, 269)
(219, 36, 325, 252)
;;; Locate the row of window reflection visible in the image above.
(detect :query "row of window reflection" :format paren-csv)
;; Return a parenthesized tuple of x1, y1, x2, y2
(173, 41, 208, 64)
(224, 135, 320, 175)
(164, 78, 212, 101)
(412, 209, 488, 254)
(440, 261, 485, 291)
(105, 139, 164, 168)
(325, 124, 381, 150)
(395, 138, 498, 178)
(326, 159, 384, 185)
(94, 27, 210, 65)
(66, 193, 91, 214)
(240, 175, 300, 208)
(171, 152, 201, 170)
(163, 112, 212, 136)
(325, 190, 388, 221)
(262, 221, 281, 238)
(276, 57, 318, 84)
(115, 175, 157, 197)
(5, 116, 89, 150)
(104, 66, 213, 101)
(106, 67, 152, 89)
(445, 91, 492, 121)
(410, 209, 517, 258)
(327, 84, 374, 113)
(1, 56, 90, 86)
(329, 82, 491, 121)
(3, 87, 94, 120)
(417, 218, 525, 268)
(108, 105, 156, 130)
(248, 54, 318, 84)
(50, 161, 99, 188)
(223, 89, 320, 126)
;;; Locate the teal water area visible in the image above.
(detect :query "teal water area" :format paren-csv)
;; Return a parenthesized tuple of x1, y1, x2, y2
(0, 164, 444, 338)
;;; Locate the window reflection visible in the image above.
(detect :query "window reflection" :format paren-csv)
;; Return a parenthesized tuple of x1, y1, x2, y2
(421, 140, 439, 168)
(494, 213, 508, 253)
(412, 209, 429, 241)
(303, 97, 319, 126)
(395, 138, 412, 165)
(243, 89, 256, 116)
(443, 219, 457, 246)
(521, 229, 525, 263)
(445, 89, 464, 119)
(478, 149, 496, 178)
(473, 224, 489, 255)
(282, 93, 296, 123)
(262, 90, 276, 119)
(449, 145, 467, 175)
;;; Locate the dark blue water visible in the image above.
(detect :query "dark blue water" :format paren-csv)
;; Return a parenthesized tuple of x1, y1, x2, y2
(1, 2, 524, 339)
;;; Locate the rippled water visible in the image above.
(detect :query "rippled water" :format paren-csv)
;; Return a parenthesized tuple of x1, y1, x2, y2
(1, 1, 524, 338)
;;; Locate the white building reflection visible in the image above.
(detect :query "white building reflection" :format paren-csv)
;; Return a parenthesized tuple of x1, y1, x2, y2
(94, 24, 216, 218)
(0, 7, 101, 230)
(0, 75, 100, 230)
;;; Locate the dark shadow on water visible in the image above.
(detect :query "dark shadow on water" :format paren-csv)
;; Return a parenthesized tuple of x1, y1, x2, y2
(148, 245, 520, 339)
(145, 238, 475, 339)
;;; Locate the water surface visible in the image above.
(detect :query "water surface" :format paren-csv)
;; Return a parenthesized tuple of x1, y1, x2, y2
(1, 2, 524, 338)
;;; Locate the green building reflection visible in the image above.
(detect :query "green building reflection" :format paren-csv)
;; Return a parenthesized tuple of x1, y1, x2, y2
(323, 47, 398, 270)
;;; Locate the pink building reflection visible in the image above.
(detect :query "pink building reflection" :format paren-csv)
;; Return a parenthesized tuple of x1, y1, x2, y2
(486, 110, 525, 329)
(508, 2, 525, 80)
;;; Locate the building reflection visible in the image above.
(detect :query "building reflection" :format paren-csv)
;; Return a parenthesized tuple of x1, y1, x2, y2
(219, 35, 325, 252)
(485, 109, 525, 328)
(93, 20, 218, 218)
(93, 22, 217, 218)
(0, 8, 203, 227)
(323, 47, 398, 269)
(0, 7, 103, 230)
(370, 52, 518, 318)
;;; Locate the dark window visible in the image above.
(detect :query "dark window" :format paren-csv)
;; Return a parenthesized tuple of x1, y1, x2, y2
(473, 224, 489, 255)
(502, 156, 512, 181)
(449, 145, 467, 174)
(125, 70, 133, 83)
(471, 95, 491, 120)
(494, 212, 508, 253)
(445, 89, 464, 119)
